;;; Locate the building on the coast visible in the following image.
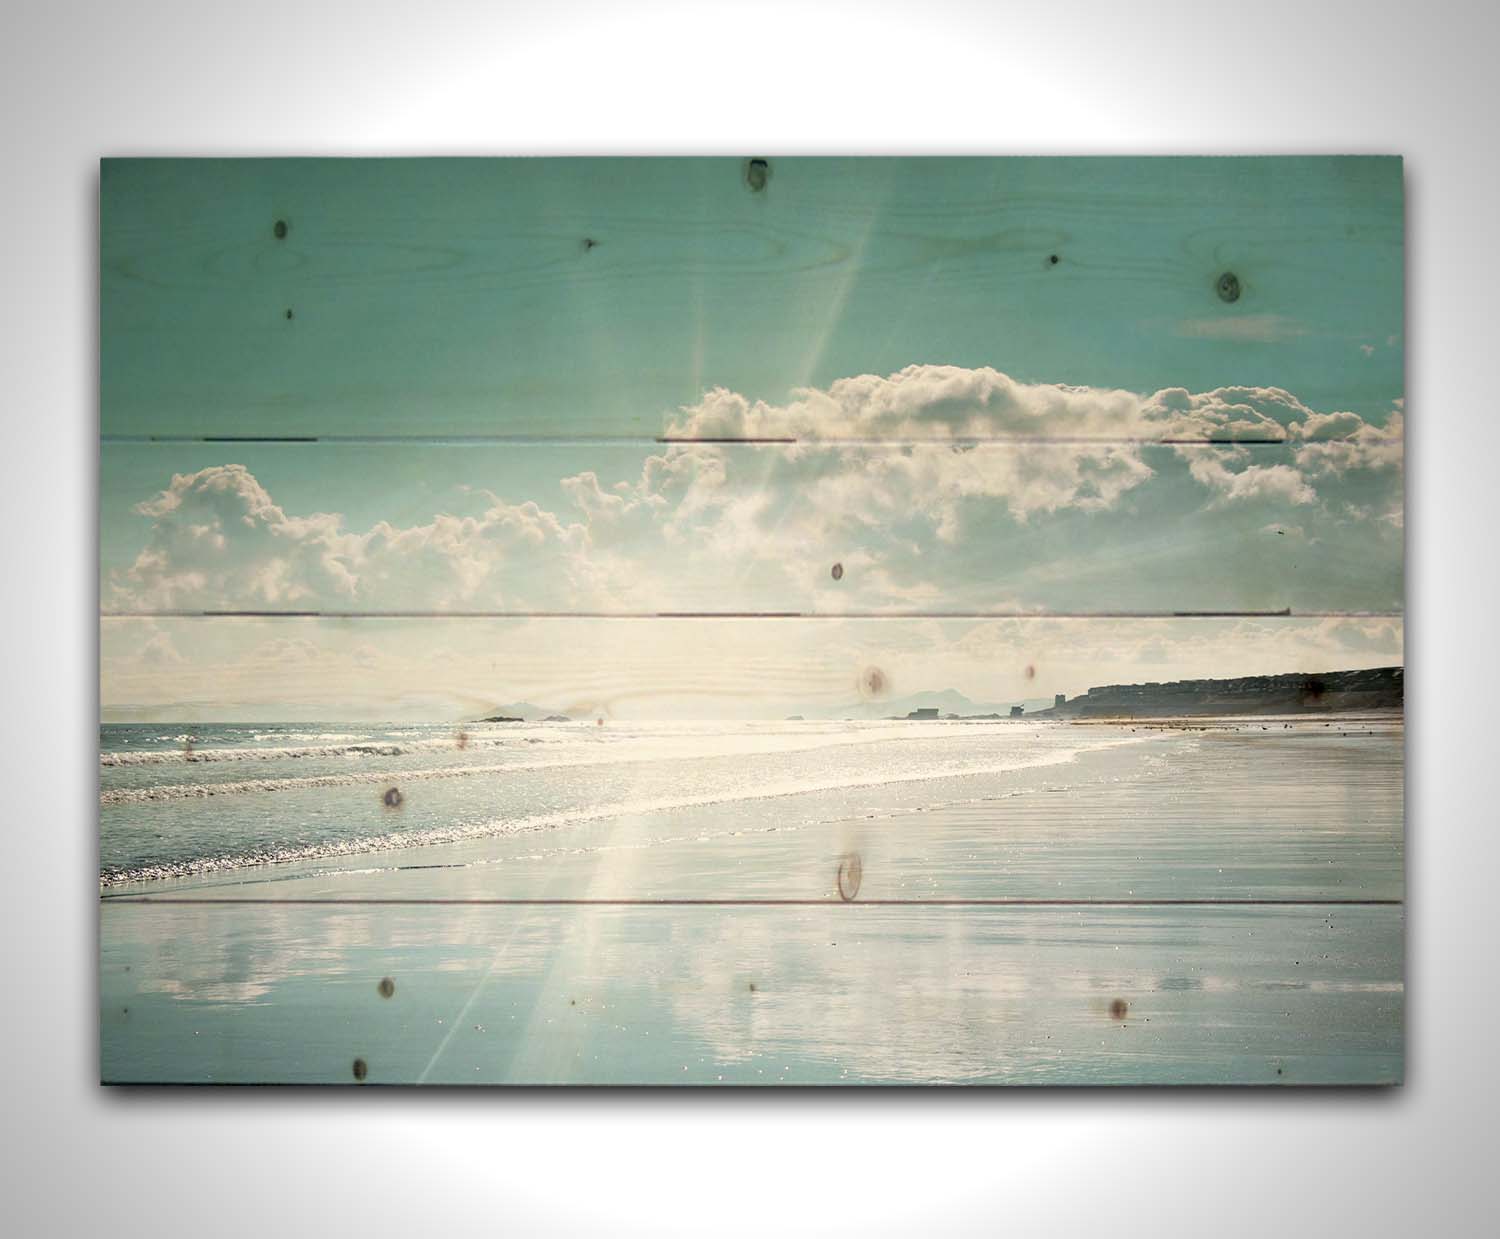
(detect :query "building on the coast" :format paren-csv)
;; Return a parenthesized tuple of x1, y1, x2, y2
(1054, 693, 1067, 708)
(1009, 705, 1024, 718)
(907, 707, 940, 720)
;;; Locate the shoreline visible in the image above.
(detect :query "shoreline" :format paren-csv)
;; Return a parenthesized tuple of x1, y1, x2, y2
(98, 715, 1403, 893)
(99, 724, 1168, 894)
(100, 716, 1404, 1084)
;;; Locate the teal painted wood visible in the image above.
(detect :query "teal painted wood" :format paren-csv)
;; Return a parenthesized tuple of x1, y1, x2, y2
(100, 902, 1403, 1084)
(97, 158, 1406, 1086)
(101, 157, 1403, 440)
(99, 441, 1404, 616)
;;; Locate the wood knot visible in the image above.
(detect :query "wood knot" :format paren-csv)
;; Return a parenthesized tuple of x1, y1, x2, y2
(836, 852, 863, 902)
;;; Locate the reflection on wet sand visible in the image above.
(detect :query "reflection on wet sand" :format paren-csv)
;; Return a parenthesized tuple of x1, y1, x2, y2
(101, 723, 1403, 1085)
(102, 901, 1401, 1085)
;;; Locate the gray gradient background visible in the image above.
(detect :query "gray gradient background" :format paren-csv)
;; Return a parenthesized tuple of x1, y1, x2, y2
(2, 0, 1493, 1233)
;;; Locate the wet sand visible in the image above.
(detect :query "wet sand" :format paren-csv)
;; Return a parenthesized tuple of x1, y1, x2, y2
(101, 718, 1403, 1084)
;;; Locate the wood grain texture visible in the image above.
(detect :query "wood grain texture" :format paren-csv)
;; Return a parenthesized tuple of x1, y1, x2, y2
(100, 441, 1405, 616)
(98, 156, 1405, 1085)
(101, 157, 1403, 439)
(100, 720, 1403, 903)
(99, 614, 1405, 723)
(100, 902, 1403, 1084)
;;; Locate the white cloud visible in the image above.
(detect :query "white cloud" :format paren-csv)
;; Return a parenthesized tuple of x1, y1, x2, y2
(664, 367, 1396, 447)
(622, 370, 1399, 603)
(1180, 448, 1318, 506)
(107, 368, 1402, 615)
(113, 463, 593, 611)
(1295, 409, 1404, 476)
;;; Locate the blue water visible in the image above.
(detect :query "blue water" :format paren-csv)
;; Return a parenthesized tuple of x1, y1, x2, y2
(100, 716, 1405, 1083)
(100, 718, 1147, 885)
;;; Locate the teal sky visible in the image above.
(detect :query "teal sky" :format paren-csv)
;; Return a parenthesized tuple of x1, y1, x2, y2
(103, 158, 1403, 438)
(100, 159, 1403, 718)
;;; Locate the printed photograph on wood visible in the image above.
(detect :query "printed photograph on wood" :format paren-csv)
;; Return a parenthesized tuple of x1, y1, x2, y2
(100, 157, 1404, 1084)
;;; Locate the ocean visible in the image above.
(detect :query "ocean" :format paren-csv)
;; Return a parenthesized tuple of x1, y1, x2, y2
(99, 716, 1404, 1083)
(99, 718, 1169, 888)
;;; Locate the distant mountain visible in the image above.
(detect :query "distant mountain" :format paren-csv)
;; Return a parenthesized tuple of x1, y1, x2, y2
(468, 702, 557, 722)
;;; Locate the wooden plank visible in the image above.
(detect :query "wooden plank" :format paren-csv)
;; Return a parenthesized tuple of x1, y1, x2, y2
(100, 902, 1403, 1084)
(100, 441, 1404, 615)
(99, 714, 1403, 902)
(99, 614, 1405, 724)
(101, 157, 1403, 440)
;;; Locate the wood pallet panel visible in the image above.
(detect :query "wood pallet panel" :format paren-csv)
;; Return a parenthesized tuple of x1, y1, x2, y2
(102, 157, 1403, 440)
(99, 155, 1405, 1085)
(100, 441, 1405, 616)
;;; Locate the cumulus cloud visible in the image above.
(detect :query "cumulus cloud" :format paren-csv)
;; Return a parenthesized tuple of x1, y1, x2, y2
(107, 367, 1402, 614)
(663, 366, 1395, 444)
(112, 463, 592, 611)
(603, 368, 1401, 604)
(1179, 448, 1318, 506)
(664, 367, 1152, 441)
(1295, 409, 1404, 476)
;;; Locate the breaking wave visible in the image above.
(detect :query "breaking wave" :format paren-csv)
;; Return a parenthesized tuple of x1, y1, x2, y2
(98, 737, 526, 766)
(99, 736, 1153, 887)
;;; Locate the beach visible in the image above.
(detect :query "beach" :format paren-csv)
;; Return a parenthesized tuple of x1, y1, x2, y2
(100, 716, 1403, 1084)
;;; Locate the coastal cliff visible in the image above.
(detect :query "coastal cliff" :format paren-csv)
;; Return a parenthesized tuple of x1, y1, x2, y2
(1034, 666, 1402, 719)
